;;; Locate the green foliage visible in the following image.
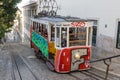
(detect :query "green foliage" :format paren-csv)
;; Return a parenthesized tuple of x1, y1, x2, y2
(0, 0, 21, 40)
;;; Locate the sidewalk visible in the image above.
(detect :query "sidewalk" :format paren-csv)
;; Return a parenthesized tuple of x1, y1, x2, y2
(91, 47, 120, 77)
(0, 44, 12, 80)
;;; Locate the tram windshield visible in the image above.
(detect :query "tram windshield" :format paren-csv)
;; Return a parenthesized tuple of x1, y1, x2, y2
(69, 27, 87, 46)
(55, 22, 92, 48)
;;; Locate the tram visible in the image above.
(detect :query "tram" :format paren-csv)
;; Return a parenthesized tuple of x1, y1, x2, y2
(30, 15, 93, 73)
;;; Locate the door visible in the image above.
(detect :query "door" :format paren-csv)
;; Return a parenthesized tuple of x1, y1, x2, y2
(116, 22, 120, 48)
(92, 20, 98, 46)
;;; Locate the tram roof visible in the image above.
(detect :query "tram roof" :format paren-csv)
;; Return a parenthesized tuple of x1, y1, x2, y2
(32, 16, 91, 23)
(38, 16, 65, 22)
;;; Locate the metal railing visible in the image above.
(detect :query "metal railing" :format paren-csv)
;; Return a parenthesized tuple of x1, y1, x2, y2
(90, 54, 120, 80)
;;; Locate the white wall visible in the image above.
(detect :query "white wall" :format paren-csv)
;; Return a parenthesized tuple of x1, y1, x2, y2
(57, 0, 120, 38)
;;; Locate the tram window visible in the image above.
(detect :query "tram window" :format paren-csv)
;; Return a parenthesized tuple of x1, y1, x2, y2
(33, 22, 35, 30)
(38, 23, 41, 33)
(34, 22, 37, 31)
(61, 28, 67, 47)
(51, 25, 55, 41)
(69, 27, 87, 46)
(41, 24, 44, 35)
(78, 28, 86, 40)
(40, 24, 43, 34)
(88, 27, 92, 45)
(41, 24, 48, 38)
(69, 28, 75, 40)
(56, 27, 60, 47)
(36, 23, 39, 32)
(37, 23, 39, 32)
(36, 23, 38, 32)
(44, 27, 48, 38)
(56, 27, 60, 38)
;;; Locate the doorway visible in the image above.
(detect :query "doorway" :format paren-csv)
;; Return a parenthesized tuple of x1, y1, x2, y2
(116, 22, 120, 48)
(92, 20, 98, 46)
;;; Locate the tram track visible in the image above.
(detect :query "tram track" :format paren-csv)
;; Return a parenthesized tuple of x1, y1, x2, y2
(83, 67, 106, 79)
(68, 67, 120, 80)
(68, 68, 107, 80)
(11, 53, 22, 80)
(10, 51, 120, 80)
(80, 70, 104, 80)
(68, 73, 82, 80)
(68, 72, 97, 80)
(11, 52, 40, 80)
(89, 67, 120, 80)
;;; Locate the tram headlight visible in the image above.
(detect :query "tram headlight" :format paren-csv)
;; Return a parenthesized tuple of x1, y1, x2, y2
(72, 49, 87, 59)
(74, 53, 81, 59)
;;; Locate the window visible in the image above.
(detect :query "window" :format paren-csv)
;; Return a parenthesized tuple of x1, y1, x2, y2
(61, 28, 67, 47)
(51, 25, 55, 41)
(41, 24, 44, 35)
(34, 22, 37, 32)
(116, 22, 120, 48)
(55, 27, 67, 48)
(40, 24, 48, 38)
(56, 27, 60, 47)
(39, 23, 41, 33)
(92, 20, 98, 46)
(69, 27, 87, 46)
(36, 23, 39, 32)
(33, 22, 35, 30)
(88, 27, 92, 45)
(43, 26, 48, 38)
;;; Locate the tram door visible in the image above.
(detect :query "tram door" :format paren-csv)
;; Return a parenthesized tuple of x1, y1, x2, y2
(116, 22, 120, 48)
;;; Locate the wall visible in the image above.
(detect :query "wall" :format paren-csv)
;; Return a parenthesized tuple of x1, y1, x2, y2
(22, 2, 38, 43)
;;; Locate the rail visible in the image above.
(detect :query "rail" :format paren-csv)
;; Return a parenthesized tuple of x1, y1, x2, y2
(90, 54, 120, 80)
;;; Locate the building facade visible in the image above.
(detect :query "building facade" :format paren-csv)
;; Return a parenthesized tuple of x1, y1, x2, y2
(22, 1, 38, 43)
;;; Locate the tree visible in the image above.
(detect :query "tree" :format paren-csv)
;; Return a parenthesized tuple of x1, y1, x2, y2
(0, 0, 21, 43)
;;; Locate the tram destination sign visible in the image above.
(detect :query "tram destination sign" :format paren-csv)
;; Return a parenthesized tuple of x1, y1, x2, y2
(55, 21, 93, 27)
(71, 22, 86, 27)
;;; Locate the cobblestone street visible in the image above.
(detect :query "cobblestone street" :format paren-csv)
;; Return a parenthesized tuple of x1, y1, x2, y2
(0, 43, 120, 80)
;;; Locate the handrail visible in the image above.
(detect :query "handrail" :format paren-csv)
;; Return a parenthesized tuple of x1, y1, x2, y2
(90, 54, 120, 80)
(90, 54, 120, 63)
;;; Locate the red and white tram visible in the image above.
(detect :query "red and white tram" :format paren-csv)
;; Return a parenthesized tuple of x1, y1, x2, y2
(30, 16, 93, 73)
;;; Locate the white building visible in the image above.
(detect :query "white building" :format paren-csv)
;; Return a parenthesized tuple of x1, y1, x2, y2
(22, 0, 120, 62)
(22, 1, 38, 42)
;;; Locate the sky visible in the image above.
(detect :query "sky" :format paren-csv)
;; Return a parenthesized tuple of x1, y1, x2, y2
(17, 0, 29, 8)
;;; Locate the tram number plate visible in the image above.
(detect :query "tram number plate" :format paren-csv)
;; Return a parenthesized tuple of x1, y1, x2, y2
(71, 22, 85, 27)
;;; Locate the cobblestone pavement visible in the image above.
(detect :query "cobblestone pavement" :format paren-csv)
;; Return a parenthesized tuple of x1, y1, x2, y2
(0, 43, 120, 80)
(0, 45, 13, 80)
